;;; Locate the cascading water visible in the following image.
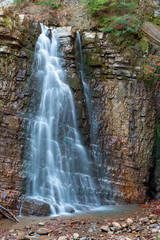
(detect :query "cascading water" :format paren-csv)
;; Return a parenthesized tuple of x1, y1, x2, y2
(74, 32, 115, 205)
(26, 24, 100, 215)
(75, 32, 92, 120)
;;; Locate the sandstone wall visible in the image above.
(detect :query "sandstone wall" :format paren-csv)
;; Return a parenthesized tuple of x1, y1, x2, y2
(142, 22, 160, 198)
(0, 12, 156, 211)
(0, 7, 39, 211)
(81, 32, 155, 203)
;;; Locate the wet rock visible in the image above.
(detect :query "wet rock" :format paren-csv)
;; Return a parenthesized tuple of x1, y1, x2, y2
(64, 205, 75, 213)
(37, 227, 50, 235)
(21, 198, 51, 216)
(28, 231, 35, 236)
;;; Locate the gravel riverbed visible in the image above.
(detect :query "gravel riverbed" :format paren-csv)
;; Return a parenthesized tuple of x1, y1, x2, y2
(0, 202, 160, 240)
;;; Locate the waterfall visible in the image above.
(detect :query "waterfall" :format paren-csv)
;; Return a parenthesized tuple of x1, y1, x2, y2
(74, 31, 115, 205)
(75, 32, 92, 120)
(26, 24, 100, 215)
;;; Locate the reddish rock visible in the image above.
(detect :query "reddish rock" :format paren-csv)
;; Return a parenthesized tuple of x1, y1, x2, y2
(0, 7, 40, 211)
(21, 198, 51, 216)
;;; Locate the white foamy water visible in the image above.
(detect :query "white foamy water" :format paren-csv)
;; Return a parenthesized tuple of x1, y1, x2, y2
(26, 24, 101, 215)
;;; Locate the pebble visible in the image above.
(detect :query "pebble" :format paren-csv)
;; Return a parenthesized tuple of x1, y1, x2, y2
(38, 222, 45, 226)
(24, 226, 31, 230)
(126, 218, 133, 226)
(17, 236, 30, 240)
(58, 236, 68, 240)
(150, 219, 157, 224)
(28, 231, 35, 236)
(139, 217, 149, 223)
(88, 227, 93, 233)
(112, 221, 122, 230)
(121, 222, 128, 228)
(37, 227, 50, 235)
(73, 233, 79, 239)
(101, 225, 110, 232)
(149, 214, 158, 219)
(1, 207, 160, 240)
(151, 228, 158, 233)
(108, 231, 114, 235)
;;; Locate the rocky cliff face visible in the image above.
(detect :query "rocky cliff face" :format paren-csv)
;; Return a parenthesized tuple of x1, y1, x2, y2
(0, 7, 40, 211)
(81, 32, 155, 203)
(0, 8, 156, 211)
(142, 22, 160, 198)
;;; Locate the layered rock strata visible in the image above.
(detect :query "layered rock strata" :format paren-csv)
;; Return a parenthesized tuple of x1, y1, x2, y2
(0, 7, 40, 211)
(0, 9, 156, 211)
(81, 31, 155, 203)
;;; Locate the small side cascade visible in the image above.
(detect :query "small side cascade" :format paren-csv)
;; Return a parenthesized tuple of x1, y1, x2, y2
(25, 24, 101, 215)
(74, 31, 115, 205)
(75, 31, 92, 121)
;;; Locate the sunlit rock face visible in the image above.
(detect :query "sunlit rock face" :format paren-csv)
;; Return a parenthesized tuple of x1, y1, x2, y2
(0, 8, 40, 211)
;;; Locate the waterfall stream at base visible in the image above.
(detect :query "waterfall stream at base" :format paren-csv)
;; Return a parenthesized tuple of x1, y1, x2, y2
(74, 32, 115, 206)
(25, 24, 101, 215)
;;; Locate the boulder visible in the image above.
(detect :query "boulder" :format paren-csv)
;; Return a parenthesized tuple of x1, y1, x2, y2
(64, 205, 75, 213)
(101, 225, 110, 232)
(21, 198, 51, 216)
(112, 221, 122, 230)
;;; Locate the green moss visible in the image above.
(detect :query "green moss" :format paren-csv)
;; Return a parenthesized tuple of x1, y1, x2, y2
(83, 49, 102, 66)
(66, 77, 80, 91)
(4, 18, 13, 26)
(139, 37, 149, 54)
(137, 70, 154, 89)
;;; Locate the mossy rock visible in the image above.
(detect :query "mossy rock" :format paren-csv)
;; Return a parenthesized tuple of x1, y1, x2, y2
(83, 49, 103, 67)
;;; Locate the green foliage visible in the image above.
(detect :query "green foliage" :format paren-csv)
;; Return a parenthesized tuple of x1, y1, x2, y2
(14, 0, 25, 6)
(37, 0, 58, 9)
(84, 0, 142, 46)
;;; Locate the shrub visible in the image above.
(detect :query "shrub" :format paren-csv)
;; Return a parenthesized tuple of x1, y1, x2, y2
(37, 0, 58, 9)
(84, 0, 142, 45)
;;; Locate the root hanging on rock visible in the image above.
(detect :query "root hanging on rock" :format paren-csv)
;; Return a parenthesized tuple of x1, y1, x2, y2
(0, 205, 20, 222)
